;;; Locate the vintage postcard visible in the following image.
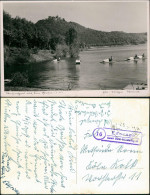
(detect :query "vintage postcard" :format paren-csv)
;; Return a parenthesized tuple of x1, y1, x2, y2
(1, 98, 149, 194)
(0, 0, 149, 97)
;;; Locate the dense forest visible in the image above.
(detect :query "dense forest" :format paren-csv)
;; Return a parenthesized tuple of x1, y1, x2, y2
(4, 11, 147, 50)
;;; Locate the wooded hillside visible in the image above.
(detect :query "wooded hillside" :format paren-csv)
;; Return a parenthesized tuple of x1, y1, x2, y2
(4, 11, 147, 50)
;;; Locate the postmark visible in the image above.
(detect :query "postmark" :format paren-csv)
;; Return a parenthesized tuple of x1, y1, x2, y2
(93, 127, 142, 145)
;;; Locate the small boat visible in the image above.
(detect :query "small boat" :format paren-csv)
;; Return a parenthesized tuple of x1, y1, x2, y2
(4, 79, 12, 83)
(135, 54, 145, 59)
(126, 57, 134, 61)
(100, 56, 113, 63)
(53, 57, 60, 62)
(136, 55, 143, 59)
(126, 53, 145, 61)
(75, 59, 81, 64)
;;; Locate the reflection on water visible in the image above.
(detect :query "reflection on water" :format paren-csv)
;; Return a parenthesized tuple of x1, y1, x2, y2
(5, 44, 147, 90)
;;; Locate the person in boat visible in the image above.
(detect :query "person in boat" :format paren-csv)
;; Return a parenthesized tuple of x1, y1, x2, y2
(142, 53, 145, 58)
(134, 54, 138, 59)
(109, 56, 113, 62)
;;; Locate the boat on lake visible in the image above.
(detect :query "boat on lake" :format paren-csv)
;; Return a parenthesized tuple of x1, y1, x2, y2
(75, 59, 81, 64)
(53, 57, 60, 62)
(126, 53, 145, 61)
(100, 56, 113, 63)
(4, 79, 12, 83)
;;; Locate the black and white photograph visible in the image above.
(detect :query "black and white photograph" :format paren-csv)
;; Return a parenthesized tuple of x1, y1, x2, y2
(1, 1, 149, 96)
(0, 1, 149, 194)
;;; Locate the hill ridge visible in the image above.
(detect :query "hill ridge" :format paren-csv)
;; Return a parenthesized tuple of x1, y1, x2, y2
(4, 12, 147, 49)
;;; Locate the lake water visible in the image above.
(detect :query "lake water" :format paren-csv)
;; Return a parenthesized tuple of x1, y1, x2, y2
(6, 44, 147, 90)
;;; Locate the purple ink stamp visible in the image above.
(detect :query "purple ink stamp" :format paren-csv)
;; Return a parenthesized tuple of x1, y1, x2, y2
(93, 127, 142, 145)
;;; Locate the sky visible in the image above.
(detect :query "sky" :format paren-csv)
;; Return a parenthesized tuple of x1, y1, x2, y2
(3, 1, 148, 33)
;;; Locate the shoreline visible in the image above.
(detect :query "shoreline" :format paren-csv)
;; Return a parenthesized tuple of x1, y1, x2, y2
(4, 43, 147, 90)
(88, 43, 147, 49)
(30, 49, 55, 63)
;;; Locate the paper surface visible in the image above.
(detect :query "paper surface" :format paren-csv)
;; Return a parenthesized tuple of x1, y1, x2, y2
(1, 1, 150, 97)
(1, 98, 149, 194)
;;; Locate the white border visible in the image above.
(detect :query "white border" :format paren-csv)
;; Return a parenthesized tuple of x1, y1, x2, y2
(1, 0, 149, 97)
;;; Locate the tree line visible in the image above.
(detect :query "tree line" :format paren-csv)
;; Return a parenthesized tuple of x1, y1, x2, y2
(4, 10, 147, 61)
(4, 11, 147, 52)
(4, 11, 80, 58)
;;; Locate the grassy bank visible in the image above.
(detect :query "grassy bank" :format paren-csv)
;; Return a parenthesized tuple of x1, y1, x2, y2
(30, 49, 54, 62)
(5, 46, 55, 65)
